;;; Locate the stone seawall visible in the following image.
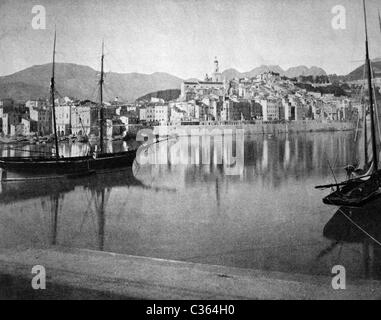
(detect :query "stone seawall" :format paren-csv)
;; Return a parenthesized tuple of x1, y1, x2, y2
(153, 121, 355, 136)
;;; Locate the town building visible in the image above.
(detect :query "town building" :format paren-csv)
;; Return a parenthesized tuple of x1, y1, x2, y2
(55, 104, 72, 136)
(260, 98, 280, 121)
(169, 106, 186, 125)
(26, 99, 47, 110)
(10, 123, 24, 136)
(231, 100, 251, 121)
(168, 101, 199, 123)
(21, 117, 32, 136)
(30, 107, 52, 136)
(0, 99, 14, 113)
(146, 104, 169, 125)
(1, 111, 23, 136)
(139, 107, 147, 122)
(71, 102, 98, 136)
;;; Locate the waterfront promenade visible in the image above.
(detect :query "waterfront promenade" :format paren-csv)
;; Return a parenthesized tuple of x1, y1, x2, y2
(153, 120, 356, 136)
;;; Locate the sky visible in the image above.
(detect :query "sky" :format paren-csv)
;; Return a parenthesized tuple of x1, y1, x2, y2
(0, 0, 381, 79)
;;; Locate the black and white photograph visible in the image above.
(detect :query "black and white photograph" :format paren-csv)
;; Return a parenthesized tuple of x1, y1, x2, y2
(0, 0, 381, 304)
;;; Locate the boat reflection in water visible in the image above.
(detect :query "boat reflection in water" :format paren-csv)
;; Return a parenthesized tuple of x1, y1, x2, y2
(0, 167, 174, 251)
(321, 197, 381, 280)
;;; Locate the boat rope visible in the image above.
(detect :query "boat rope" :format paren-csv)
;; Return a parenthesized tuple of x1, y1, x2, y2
(337, 206, 381, 247)
(326, 159, 338, 188)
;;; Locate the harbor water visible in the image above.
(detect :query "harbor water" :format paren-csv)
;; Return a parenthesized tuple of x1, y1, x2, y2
(0, 131, 380, 280)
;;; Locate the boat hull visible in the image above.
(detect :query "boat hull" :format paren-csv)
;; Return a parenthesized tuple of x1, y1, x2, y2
(89, 151, 137, 172)
(0, 150, 136, 182)
(323, 188, 381, 207)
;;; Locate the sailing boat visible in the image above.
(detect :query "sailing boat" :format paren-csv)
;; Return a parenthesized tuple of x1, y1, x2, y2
(0, 33, 137, 182)
(316, 0, 381, 207)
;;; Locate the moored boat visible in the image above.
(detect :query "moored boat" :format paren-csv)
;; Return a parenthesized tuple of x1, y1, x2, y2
(316, 0, 381, 207)
(0, 33, 137, 182)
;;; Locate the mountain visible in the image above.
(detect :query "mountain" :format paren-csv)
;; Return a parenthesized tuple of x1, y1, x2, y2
(345, 59, 381, 81)
(221, 65, 327, 80)
(0, 63, 183, 102)
(0, 62, 330, 102)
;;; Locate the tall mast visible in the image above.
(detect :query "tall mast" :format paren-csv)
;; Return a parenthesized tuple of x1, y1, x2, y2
(51, 30, 60, 159)
(363, 0, 378, 171)
(99, 41, 105, 153)
(364, 97, 369, 165)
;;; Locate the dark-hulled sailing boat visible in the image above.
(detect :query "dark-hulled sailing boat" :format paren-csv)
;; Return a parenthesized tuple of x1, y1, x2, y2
(315, 0, 381, 207)
(0, 33, 136, 182)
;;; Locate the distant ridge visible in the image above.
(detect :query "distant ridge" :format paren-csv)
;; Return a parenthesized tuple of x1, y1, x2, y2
(221, 65, 327, 80)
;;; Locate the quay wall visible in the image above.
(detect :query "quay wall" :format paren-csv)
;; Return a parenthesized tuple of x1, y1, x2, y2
(152, 121, 356, 136)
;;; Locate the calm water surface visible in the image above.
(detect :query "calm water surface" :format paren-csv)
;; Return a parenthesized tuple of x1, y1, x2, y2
(0, 131, 380, 280)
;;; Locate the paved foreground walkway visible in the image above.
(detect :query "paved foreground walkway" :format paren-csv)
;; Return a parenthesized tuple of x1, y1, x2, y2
(0, 247, 380, 299)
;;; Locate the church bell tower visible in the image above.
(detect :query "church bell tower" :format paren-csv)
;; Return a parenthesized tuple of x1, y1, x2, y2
(212, 56, 222, 82)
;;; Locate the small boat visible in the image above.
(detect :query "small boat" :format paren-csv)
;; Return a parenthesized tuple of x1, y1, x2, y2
(77, 135, 89, 143)
(316, 0, 381, 207)
(16, 137, 30, 143)
(112, 135, 123, 142)
(0, 33, 137, 182)
(59, 136, 69, 142)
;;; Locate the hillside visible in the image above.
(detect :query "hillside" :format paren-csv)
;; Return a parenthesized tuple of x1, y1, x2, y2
(0, 82, 48, 101)
(137, 89, 181, 102)
(345, 60, 381, 81)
